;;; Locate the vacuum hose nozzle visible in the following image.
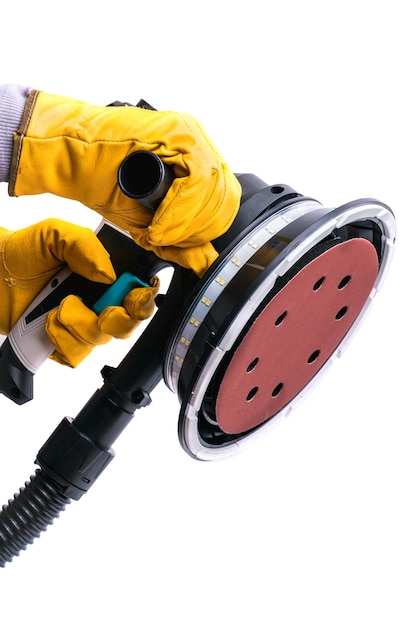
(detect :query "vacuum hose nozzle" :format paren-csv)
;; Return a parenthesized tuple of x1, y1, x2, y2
(118, 150, 174, 210)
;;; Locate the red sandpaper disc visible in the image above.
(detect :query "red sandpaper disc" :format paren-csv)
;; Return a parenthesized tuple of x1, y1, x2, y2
(215, 238, 379, 434)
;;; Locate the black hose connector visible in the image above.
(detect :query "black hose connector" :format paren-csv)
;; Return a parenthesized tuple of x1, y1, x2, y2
(0, 412, 117, 567)
(36, 415, 115, 500)
(118, 150, 174, 209)
(0, 469, 70, 567)
(0, 379, 141, 566)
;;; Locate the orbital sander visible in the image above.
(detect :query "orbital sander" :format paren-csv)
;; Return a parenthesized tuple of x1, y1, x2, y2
(0, 101, 396, 566)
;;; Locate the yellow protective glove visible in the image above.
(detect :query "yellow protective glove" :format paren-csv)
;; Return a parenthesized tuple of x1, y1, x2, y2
(0, 218, 159, 367)
(8, 90, 241, 276)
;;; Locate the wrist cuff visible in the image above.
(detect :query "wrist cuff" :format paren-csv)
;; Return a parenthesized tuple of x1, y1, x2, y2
(0, 84, 31, 183)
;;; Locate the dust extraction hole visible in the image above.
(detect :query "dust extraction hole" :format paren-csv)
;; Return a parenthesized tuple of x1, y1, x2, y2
(270, 185, 285, 195)
(272, 382, 284, 397)
(313, 276, 326, 291)
(338, 275, 351, 290)
(246, 387, 259, 402)
(335, 305, 348, 320)
(275, 311, 287, 326)
(308, 349, 321, 364)
(246, 357, 259, 372)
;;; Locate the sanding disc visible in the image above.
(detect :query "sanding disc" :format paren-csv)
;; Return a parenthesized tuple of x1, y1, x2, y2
(215, 238, 379, 434)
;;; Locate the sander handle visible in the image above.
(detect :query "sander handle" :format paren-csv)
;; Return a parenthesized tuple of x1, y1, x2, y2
(0, 217, 169, 404)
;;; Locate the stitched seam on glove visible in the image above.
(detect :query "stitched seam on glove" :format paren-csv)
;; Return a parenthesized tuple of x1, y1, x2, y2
(8, 89, 40, 196)
(0, 229, 61, 290)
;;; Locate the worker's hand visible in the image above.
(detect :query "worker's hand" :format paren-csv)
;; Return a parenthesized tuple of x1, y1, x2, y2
(0, 219, 159, 367)
(8, 90, 241, 276)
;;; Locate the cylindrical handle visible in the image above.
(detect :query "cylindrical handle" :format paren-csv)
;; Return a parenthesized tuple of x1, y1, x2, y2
(118, 150, 174, 209)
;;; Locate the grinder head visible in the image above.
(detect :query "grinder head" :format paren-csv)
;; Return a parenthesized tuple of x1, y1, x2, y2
(164, 182, 396, 460)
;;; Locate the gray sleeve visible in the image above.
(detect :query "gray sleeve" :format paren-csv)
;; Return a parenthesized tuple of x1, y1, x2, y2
(0, 84, 31, 183)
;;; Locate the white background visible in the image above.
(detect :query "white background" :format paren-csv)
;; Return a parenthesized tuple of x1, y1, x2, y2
(1, 1, 416, 624)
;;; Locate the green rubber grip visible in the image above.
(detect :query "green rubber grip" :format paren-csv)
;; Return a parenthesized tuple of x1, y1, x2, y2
(92, 271, 149, 315)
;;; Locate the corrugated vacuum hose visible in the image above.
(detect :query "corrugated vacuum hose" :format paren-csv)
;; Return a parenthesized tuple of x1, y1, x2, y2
(0, 469, 70, 566)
